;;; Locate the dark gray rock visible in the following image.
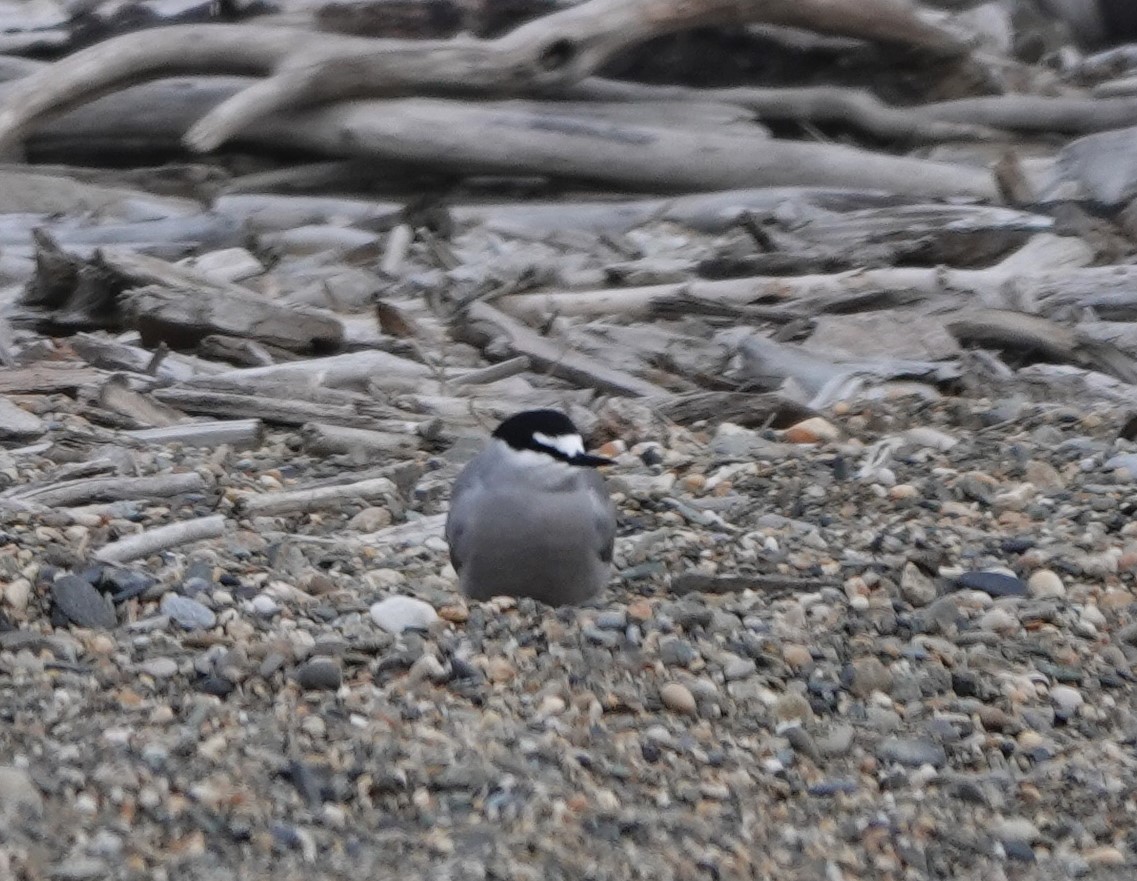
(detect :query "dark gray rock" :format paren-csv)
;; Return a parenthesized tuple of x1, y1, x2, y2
(51, 575, 116, 629)
(161, 594, 217, 630)
(953, 571, 1028, 598)
(295, 657, 342, 691)
(876, 736, 947, 768)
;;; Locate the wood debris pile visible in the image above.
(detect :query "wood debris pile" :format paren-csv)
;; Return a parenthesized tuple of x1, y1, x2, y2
(2, 0, 1137, 537)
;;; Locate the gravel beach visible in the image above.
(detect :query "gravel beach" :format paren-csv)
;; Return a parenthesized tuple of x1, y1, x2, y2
(3, 393, 1137, 880)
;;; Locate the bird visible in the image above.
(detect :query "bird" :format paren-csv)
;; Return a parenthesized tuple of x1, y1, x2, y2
(444, 409, 617, 606)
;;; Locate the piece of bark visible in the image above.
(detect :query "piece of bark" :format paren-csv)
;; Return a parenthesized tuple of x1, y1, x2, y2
(125, 419, 264, 448)
(946, 308, 1137, 384)
(497, 234, 1094, 321)
(97, 375, 188, 428)
(186, 350, 430, 390)
(649, 391, 816, 429)
(450, 356, 531, 386)
(69, 332, 219, 381)
(150, 386, 379, 427)
(122, 284, 344, 353)
(10, 471, 208, 507)
(0, 364, 105, 394)
(235, 476, 398, 517)
(0, 396, 46, 440)
(458, 300, 668, 397)
(298, 422, 420, 457)
(1058, 123, 1137, 205)
(93, 514, 226, 564)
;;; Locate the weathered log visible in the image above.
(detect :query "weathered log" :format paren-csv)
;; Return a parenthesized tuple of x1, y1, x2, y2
(0, 0, 965, 153)
(236, 476, 399, 516)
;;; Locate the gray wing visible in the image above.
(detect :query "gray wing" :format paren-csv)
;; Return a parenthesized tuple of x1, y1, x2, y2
(444, 456, 487, 573)
(585, 470, 617, 563)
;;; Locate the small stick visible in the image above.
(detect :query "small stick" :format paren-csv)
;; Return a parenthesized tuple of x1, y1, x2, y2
(94, 514, 226, 564)
(235, 476, 398, 517)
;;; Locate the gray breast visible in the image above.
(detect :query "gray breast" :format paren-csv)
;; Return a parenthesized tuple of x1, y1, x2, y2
(445, 446, 615, 606)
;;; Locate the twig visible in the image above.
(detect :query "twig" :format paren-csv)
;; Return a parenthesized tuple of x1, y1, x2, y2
(10, 472, 208, 507)
(235, 476, 399, 517)
(93, 514, 226, 564)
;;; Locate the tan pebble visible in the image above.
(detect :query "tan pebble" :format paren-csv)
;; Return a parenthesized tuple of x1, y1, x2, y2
(888, 484, 919, 501)
(774, 693, 813, 722)
(487, 658, 515, 683)
(1100, 589, 1133, 610)
(833, 401, 851, 416)
(87, 634, 116, 655)
(302, 573, 337, 596)
(660, 682, 697, 716)
(1116, 551, 1137, 572)
(349, 507, 392, 531)
(627, 600, 653, 623)
(438, 603, 469, 623)
(681, 473, 706, 493)
(1027, 569, 1065, 599)
(4, 578, 31, 612)
(149, 706, 175, 724)
(977, 705, 1011, 732)
(1024, 460, 1064, 490)
(597, 440, 626, 458)
(783, 417, 840, 444)
(1017, 730, 1045, 750)
(712, 481, 733, 497)
(258, 474, 283, 490)
(539, 695, 566, 716)
(782, 644, 813, 670)
(1085, 847, 1125, 866)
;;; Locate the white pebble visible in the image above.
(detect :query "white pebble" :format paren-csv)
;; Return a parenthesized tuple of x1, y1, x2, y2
(370, 596, 439, 634)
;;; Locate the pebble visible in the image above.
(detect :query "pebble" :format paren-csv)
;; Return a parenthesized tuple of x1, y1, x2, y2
(1050, 685, 1084, 719)
(295, 657, 342, 691)
(847, 657, 893, 697)
(139, 657, 178, 679)
(876, 737, 947, 768)
(4, 578, 30, 612)
(900, 562, 938, 607)
(953, 571, 1028, 598)
(782, 644, 813, 669)
(51, 575, 117, 630)
(0, 765, 43, 824)
(369, 596, 439, 634)
(721, 654, 756, 681)
(349, 506, 393, 531)
(251, 594, 280, 617)
(660, 682, 697, 715)
(1027, 569, 1066, 599)
(783, 417, 840, 444)
(160, 594, 217, 630)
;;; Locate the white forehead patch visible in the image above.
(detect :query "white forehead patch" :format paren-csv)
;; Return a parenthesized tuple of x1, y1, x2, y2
(533, 432, 585, 458)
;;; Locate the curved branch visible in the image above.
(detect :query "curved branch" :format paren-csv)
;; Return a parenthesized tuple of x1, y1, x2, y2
(0, 0, 966, 152)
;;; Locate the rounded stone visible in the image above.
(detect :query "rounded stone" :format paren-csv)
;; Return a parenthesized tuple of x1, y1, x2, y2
(660, 682, 697, 716)
(1027, 569, 1066, 599)
(295, 657, 342, 691)
(369, 596, 439, 634)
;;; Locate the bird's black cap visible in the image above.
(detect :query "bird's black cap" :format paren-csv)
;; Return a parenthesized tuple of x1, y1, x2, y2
(493, 409, 612, 467)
